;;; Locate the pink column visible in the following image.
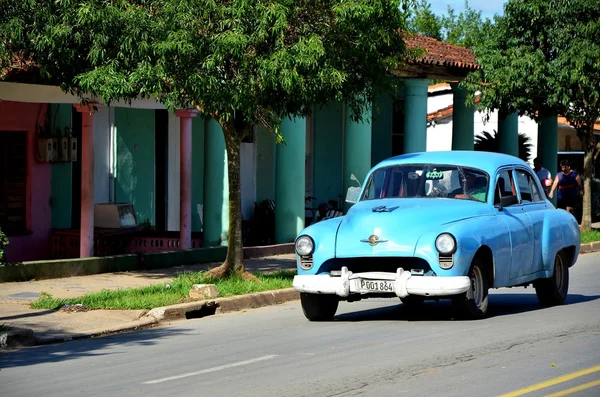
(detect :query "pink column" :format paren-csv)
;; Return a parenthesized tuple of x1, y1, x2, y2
(175, 109, 199, 249)
(74, 104, 99, 257)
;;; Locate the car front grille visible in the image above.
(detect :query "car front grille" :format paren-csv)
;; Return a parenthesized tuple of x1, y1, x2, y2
(318, 257, 432, 275)
(300, 256, 314, 270)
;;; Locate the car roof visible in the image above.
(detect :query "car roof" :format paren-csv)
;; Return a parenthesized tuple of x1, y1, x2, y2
(374, 151, 529, 174)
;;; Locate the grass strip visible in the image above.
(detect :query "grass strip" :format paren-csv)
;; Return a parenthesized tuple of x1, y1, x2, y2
(581, 230, 600, 244)
(30, 270, 296, 311)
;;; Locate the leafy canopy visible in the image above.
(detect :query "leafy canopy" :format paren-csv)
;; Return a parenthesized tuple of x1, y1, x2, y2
(464, 0, 600, 129)
(1, 0, 412, 131)
(407, 0, 492, 49)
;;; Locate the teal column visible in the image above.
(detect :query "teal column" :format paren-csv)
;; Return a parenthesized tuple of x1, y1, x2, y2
(498, 110, 519, 157)
(50, 104, 73, 228)
(203, 119, 229, 246)
(538, 113, 558, 205)
(371, 95, 393, 166)
(343, 102, 372, 211)
(403, 79, 431, 153)
(275, 116, 306, 243)
(313, 101, 343, 207)
(450, 83, 475, 150)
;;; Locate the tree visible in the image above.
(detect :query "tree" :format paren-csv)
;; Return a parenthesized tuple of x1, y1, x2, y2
(474, 130, 532, 163)
(407, 0, 491, 49)
(0, 0, 412, 276)
(440, 1, 492, 49)
(464, 0, 600, 231)
(407, 0, 443, 40)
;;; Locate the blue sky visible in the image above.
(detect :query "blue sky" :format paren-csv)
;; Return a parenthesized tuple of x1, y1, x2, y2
(429, 0, 506, 20)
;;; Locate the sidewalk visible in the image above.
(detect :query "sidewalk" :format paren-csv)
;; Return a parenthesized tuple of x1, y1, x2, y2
(0, 254, 298, 348)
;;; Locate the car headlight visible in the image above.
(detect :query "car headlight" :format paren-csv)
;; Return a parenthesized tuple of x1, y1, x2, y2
(295, 235, 314, 256)
(435, 233, 456, 255)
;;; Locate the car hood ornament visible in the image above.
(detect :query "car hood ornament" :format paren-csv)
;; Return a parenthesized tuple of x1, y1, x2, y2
(372, 205, 399, 213)
(360, 235, 388, 246)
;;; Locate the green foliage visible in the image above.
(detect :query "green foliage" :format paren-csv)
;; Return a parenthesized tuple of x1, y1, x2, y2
(0, 227, 9, 264)
(407, 0, 443, 40)
(440, 1, 493, 49)
(1, 0, 411, 126)
(407, 0, 491, 49)
(1, 1, 413, 268)
(474, 130, 533, 162)
(463, 0, 600, 230)
(30, 270, 296, 310)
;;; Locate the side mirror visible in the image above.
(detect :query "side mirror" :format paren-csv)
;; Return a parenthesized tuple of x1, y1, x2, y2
(346, 173, 362, 204)
(346, 187, 361, 204)
(499, 194, 519, 209)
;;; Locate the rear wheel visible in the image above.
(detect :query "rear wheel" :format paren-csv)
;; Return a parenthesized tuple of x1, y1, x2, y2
(300, 293, 339, 321)
(453, 257, 489, 319)
(535, 251, 569, 306)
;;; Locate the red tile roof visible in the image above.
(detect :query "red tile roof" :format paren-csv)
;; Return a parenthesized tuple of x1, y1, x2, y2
(405, 34, 479, 70)
(558, 116, 600, 131)
(428, 96, 480, 122)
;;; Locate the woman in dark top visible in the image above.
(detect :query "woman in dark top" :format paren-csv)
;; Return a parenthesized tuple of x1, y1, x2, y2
(549, 159, 582, 214)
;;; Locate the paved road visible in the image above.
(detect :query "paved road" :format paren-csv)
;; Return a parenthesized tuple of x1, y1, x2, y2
(1, 253, 599, 397)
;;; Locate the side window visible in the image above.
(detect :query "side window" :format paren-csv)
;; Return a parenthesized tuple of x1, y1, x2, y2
(494, 169, 516, 205)
(516, 169, 544, 203)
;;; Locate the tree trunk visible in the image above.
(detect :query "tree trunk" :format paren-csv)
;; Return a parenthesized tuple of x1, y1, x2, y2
(580, 129, 595, 232)
(205, 122, 245, 278)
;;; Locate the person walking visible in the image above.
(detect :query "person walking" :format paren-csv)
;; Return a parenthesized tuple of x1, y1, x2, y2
(549, 159, 582, 215)
(533, 157, 552, 196)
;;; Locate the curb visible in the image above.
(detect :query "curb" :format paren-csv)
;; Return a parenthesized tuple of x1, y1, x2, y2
(1, 288, 300, 349)
(579, 242, 600, 254)
(146, 288, 300, 322)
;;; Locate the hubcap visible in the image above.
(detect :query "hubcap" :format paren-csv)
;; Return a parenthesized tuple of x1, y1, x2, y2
(469, 266, 484, 307)
(554, 255, 564, 291)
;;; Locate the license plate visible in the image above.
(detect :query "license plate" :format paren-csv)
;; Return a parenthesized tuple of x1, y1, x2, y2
(354, 279, 394, 293)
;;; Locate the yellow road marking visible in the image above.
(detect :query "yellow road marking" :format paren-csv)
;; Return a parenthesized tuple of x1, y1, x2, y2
(544, 379, 600, 397)
(497, 365, 600, 397)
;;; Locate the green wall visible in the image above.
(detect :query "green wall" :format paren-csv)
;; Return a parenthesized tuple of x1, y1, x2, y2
(313, 102, 343, 206)
(115, 108, 156, 225)
(192, 117, 205, 232)
(255, 125, 276, 203)
(49, 104, 73, 229)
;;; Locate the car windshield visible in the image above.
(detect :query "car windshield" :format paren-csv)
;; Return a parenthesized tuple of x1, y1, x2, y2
(361, 164, 489, 203)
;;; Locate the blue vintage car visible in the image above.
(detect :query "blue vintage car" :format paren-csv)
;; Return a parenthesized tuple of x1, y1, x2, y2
(293, 151, 581, 320)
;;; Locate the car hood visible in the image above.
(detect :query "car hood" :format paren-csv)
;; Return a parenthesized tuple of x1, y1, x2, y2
(335, 198, 493, 257)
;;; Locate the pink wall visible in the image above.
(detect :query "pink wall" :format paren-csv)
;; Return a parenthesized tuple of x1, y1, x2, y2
(0, 101, 52, 262)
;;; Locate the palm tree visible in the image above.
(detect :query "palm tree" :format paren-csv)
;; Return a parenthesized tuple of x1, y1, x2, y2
(474, 130, 532, 162)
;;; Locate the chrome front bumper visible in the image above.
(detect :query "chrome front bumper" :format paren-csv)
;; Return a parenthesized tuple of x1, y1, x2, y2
(293, 267, 471, 299)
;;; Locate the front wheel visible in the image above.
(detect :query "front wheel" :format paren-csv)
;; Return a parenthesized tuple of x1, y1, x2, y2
(453, 258, 489, 319)
(300, 293, 339, 321)
(534, 251, 569, 307)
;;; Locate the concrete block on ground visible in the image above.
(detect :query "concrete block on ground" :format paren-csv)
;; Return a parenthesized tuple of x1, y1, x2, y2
(189, 284, 219, 300)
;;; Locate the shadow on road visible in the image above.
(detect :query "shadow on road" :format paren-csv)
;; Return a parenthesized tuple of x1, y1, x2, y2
(332, 293, 600, 322)
(0, 326, 191, 370)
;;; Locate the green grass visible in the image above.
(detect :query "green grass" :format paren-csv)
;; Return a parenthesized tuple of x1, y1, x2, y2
(581, 230, 600, 244)
(30, 270, 296, 310)
(0, 324, 9, 332)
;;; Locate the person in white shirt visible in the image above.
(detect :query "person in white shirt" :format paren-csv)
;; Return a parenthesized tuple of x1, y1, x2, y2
(533, 157, 552, 196)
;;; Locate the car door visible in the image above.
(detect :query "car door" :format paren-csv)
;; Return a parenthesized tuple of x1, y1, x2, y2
(514, 167, 548, 275)
(493, 168, 535, 282)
